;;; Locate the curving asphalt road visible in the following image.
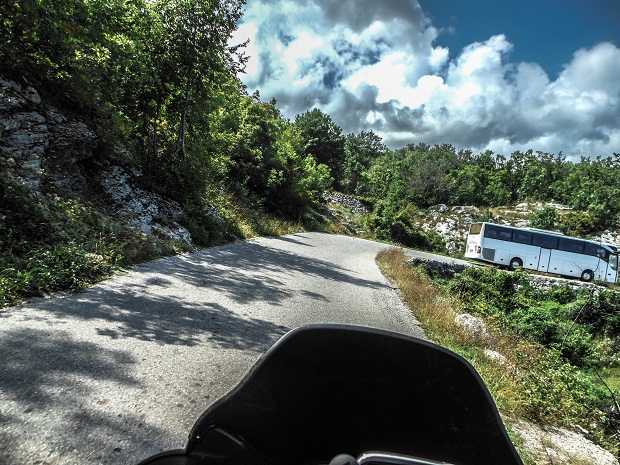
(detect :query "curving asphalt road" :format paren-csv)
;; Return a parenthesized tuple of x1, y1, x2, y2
(0, 233, 437, 465)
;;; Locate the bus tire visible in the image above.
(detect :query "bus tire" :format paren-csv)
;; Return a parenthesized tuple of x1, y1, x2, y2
(581, 270, 594, 282)
(508, 257, 523, 271)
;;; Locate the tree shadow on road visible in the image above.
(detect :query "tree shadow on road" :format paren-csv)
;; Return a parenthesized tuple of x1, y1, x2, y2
(14, 238, 386, 349)
(0, 327, 138, 407)
(0, 327, 168, 465)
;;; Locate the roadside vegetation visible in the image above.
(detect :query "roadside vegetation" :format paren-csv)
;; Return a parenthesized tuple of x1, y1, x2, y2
(377, 248, 620, 464)
(2, 0, 619, 308)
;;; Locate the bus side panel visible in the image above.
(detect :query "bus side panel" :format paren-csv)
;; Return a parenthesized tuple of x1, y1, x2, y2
(495, 248, 510, 267)
(561, 260, 582, 279)
(537, 249, 551, 272)
(524, 252, 539, 270)
(550, 252, 598, 279)
(548, 253, 563, 275)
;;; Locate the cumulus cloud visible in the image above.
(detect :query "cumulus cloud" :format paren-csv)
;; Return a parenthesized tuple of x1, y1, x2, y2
(231, 0, 620, 158)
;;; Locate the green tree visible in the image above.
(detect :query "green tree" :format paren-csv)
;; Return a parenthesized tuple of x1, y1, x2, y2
(529, 205, 558, 231)
(0, 0, 134, 110)
(449, 165, 485, 205)
(404, 144, 459, 207)
(482, 169, 512, 206)
(227, 95, 331, 217)
(294, 108, 345, 188)
(342, 131, 387, 195)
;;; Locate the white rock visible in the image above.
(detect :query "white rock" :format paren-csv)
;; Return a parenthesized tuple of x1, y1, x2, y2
(455, 313, 496, 347)
(483, 349, 508, 365)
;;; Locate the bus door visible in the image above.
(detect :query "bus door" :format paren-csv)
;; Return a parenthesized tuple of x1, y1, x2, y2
(537, 248, 552, 272)
(605, 254, 619, 283)
(547, 251, 564, 275)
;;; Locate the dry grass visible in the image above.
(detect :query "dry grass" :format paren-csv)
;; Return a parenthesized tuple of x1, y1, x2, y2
(376, 248, 524, 400)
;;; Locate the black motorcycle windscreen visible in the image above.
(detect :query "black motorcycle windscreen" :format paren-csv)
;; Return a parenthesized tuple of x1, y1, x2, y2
(140, 324, 523, 465)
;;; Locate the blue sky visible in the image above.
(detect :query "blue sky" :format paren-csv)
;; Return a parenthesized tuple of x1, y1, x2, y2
(420, 0, 620, 79)
(232, 0, 620, 159)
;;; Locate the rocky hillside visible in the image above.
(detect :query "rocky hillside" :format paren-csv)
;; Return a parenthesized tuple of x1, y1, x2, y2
(1, 77, 207, 245)
(413, 203, 620, 254)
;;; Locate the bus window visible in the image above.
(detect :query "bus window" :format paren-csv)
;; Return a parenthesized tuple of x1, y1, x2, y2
(484, 224, 500, 239)
(484, 224, 513, 242)
(469, 223, 482, 235)
(584, 242, 609, 261)
(513, 231, 532, 245)
(498, 229, 513, 241)
(610, 254, 619, 271)
(532, 233, 558, 249)
(558, 237, 585, 254)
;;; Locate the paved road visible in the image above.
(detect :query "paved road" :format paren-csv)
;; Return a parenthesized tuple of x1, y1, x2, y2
(0, 233, 430, 465)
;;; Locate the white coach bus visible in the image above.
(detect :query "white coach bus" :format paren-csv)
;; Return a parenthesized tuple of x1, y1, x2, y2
(465, 222, 619, 283)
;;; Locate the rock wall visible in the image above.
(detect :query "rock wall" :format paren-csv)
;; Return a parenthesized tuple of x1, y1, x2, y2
(1, 78, 49, 190)
(0, 77, 192, 244)
(0, 77, 98, 192)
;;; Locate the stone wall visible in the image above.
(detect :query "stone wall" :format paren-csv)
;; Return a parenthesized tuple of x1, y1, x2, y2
(324, 192, 369, 214)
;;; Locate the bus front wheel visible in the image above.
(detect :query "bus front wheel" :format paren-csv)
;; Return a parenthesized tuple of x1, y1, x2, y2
(581, 270, 594, 282)
(508, 257, 523, 271)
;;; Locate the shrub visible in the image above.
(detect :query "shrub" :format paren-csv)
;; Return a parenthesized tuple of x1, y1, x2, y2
(447, 266, 532, 317)
(368, 201, 445, 251)
(518, 349, 608, 424)
(529, 205, 557, 230)
(558, 210, 596, 236)
(0, 178, 122, 306)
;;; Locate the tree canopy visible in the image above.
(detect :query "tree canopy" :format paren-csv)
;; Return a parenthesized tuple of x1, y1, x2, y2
(2, 0, 619, 249)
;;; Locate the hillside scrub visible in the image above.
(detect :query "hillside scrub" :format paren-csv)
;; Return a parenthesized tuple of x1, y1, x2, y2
(356, 145, 620, 246)
(377, 248, 620, 461)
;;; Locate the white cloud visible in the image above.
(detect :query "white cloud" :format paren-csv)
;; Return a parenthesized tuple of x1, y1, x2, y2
(233, 0, 620, 159)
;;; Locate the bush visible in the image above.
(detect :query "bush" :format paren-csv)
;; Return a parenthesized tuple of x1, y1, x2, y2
(529, 205, 557, 230)
(447, 266, 532, 317)
(509, 302, 562, 345)
(558, 210, 596, 236)
(518, 349, 608, 424)
(181, 198, 242, 247)
(0, 178, 123, 306)
(368, 201, 445, 251)
(568, 289, 620, 338)
(445, 266, 620, 368)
